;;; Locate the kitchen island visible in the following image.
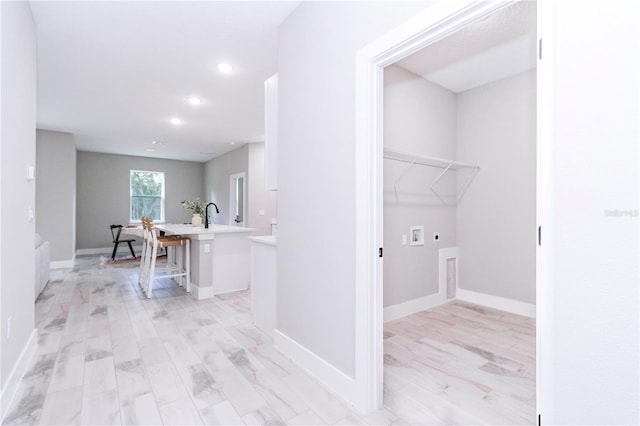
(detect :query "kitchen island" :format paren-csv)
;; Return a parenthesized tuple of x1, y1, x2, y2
(157, 224, 254, 299)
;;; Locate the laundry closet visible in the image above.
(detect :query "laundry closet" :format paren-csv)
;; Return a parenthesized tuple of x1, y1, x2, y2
(380, 3, 537, 423)
(382, 1, 537, 321)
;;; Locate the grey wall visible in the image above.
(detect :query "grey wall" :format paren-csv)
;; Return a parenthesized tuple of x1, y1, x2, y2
(76, 151, 204, 250)
(277, 0, 432, 378)
(247, 143, 277, 236)
(204, 145, 249, 226)
(204, 143, 276, 235)
(456, 70, 537, 304)
(36, 130, 76, 263)
(0, 0, 36, 404)
(383, 65, 457, 307)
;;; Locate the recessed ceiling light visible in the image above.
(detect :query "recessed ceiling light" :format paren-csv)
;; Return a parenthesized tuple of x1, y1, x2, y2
(230, 141, 236, 145)
(217, 63, 233, 73)
(188, 97, 202, 105)
(152, 140, 157, 145)
(170, 118, 182, 125)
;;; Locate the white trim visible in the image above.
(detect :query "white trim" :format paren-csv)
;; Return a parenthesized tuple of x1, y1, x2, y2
(537, 0, 555, 420)
(191, 284, 214, 300)
(0, 328, 37, 422)
(50, 259, 74, 269)
(76, 245, 142, 256)
(456, 289, 536, 318)
(274, 329, 355, 406)
(383, 292, 445, 323)
(354, 0, 526, 413)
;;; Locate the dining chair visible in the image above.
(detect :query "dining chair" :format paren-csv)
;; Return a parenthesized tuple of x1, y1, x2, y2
(110, 224, 136, 260)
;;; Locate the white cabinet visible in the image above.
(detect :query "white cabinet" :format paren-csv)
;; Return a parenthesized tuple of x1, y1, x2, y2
(264, 73, 278, 191)
(250, 236, 277, 336)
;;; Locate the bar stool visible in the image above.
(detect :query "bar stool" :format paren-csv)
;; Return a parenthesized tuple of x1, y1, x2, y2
(139, 217, 191, 298)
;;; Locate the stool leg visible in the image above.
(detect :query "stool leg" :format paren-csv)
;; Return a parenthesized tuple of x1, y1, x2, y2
(142, 242, 153, 295)
(111, 242, 119, 261)
(185, 239, 191, 293)
(146, 242, 159, 298)
(138, 240, 147, 285)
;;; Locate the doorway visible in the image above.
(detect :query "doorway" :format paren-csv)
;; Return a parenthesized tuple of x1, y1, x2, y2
(354, 0, 549, 419)
(381, 2, 537, 420)
(229, 172, 246, 226)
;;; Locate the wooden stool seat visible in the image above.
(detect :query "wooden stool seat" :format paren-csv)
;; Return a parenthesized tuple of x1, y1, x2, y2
(138, 217, 191, 298)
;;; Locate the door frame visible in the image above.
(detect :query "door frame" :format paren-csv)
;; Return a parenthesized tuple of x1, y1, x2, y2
(353, 0, 550, 414)
(229, 172, 246, 226)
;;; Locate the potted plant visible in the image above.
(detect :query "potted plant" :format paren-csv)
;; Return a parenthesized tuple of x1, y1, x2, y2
(181, 198, 206, 226)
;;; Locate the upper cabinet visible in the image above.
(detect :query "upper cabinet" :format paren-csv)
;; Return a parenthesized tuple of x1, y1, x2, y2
(264, 73, 278, 191)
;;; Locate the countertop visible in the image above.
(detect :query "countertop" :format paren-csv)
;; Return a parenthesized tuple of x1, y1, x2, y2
(158, 223, 254, 235)
(249, 235, 277, 246)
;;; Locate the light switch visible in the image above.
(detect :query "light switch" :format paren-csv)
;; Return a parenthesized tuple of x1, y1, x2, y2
(26, 165, 35, 181)
(259, 209, 265, 216)
(401, 234, 407, 246)
(203, 243, 210, 253)
(28, 207, 34, 222)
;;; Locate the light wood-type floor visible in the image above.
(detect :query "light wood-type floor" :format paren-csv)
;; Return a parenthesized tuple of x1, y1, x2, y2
(383, 301, 536, 425)
(4, 255, 535, 425)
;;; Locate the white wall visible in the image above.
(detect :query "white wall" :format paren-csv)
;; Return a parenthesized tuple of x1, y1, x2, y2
(36, 129, 76, 263)
(383, 65, 457, 307)
(277, 0, 432, 378)
(546, 1, 639, 423)
(456, 70, 537, 304)
(247, 143, 277, 236)
(0, 0, 37, 417)
(76, 151, 204, 250)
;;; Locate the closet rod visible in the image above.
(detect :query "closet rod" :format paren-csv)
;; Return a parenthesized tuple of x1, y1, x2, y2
(383, 147, 479, 171)
(384, 147, 480, 205)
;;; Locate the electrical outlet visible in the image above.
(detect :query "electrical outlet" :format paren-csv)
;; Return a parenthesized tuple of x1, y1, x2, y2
(203, 244, 210, 253)
(258, 209, 265, 216)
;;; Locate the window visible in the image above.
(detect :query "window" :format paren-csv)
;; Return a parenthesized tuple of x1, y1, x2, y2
(130, 170, 165, 222)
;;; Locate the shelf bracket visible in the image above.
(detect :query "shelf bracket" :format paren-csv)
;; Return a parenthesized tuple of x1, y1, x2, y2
(393, 156, 417, 203)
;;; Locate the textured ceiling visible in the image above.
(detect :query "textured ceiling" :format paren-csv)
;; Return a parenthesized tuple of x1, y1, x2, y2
(395, 1, 537, 93)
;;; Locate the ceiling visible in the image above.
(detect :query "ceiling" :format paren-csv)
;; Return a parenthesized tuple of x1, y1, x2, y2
(30, 1, 300, 162)
(395, 1, 537, 93)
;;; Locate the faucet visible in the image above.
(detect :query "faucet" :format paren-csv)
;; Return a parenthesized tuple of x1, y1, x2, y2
(204, 202, 219, 229)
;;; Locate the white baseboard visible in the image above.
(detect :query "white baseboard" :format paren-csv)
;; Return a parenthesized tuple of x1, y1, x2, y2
(0, 328, 38, 422)
(274, 330, 355, 406)
(384, 292, 445, 323)
(192, 284, 214, 300)
(456, 289, 536, 318)
(76, 245, 142, 256)
(50, 260, 74, 269)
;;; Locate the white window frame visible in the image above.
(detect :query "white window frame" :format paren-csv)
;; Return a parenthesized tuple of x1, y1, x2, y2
(129, 169, 165, 223)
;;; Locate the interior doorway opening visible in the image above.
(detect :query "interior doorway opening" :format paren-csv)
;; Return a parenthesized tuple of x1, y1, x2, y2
(354, 0, 547, 419)
(230, 172, 246, 227)
(380, 3, 537, 422)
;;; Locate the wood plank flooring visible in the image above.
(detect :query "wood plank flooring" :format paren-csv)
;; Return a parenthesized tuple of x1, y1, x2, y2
(383, 301, 536, 425)
(4, 254, 536, 425)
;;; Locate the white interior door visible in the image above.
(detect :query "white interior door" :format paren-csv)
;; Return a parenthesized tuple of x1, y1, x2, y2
(229, 172, 246, 226)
